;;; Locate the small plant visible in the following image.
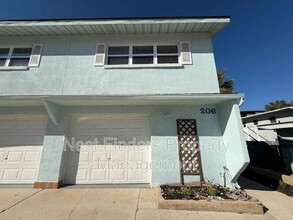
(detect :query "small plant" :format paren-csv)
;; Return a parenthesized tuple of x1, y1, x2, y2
(222, 187, 230, 194)
(207, 186, 217, 196)
(182, 186, 192, 197)
(279, 180, 287, 188)
(166, 186, 175, 195)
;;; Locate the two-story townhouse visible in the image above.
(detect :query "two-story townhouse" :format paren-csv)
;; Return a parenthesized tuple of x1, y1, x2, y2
(0, 16, 249, 188)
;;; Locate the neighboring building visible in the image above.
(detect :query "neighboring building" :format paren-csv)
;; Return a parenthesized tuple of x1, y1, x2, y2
(241, 110, 264, 118)
(0, 16, 248, 188)
(242, 107, 293, 175)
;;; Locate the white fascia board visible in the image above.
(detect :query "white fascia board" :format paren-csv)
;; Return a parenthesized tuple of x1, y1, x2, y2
(0, 93, 243, 100)
(242, 107, 293, 120)
(0, 18, 230, 27)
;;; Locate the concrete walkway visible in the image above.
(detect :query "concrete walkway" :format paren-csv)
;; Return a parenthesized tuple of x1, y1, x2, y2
(0, 182, 291, 220)
(239, 177, 293, 220)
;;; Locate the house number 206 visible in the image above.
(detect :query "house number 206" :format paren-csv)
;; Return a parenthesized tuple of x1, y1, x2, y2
(200, 108, 216, 114)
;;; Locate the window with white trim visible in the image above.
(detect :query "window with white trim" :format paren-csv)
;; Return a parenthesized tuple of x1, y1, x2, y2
(106, 45, 179, 66)
(0, 47, 32, 67)
(94, 42, 192, 67)
(0, 44, 43, 69)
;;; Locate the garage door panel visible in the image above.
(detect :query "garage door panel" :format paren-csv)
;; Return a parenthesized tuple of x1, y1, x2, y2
(129, 151, 143, 161)
(93, 152, 107, 161)
(111, 119, 127, 129)
(24, 151, 41, 162)
(109, 169, 126, 181)
(110, 151, 126, 161)
(64, 116, 150, 185)
(2, 168, 19, 181)
(128, 170, 144, 181)
(0, 152, 4, 162)
(91, 169, 107, 181)
(79, 152, 90, 162)
(7, 151, 23, 162)
(128, 119, 147, 129)
(76, 169, 89, 181)
(0, 117, 46, 184)
(20, 169, 38, 181)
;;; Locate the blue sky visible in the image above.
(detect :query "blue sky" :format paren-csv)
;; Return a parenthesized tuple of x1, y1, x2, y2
(0, 0, 292, 110)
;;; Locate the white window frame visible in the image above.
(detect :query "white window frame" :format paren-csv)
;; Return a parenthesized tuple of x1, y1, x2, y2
(0, 46, 32, 70)
(105, 44, 182, 68)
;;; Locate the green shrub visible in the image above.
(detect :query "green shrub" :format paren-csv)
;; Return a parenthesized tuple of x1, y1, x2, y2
(182, 187, 192, 197)
(222, 187, 229, 194)
(207, 186, 217, 196)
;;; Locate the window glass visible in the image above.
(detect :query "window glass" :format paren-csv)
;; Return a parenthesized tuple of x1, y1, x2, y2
(12, 48, 32, 57)
(158, 56, 178, 64)
(106, 44, 179, 66)
(157, 45, 178, 54)
(133, 56, 153, 64)
(133, 46, 153, 54)
(0, 58, 6, 66)
(9, 58, 30, 66)
(107, 57, 128, 65)
(0, 48, 9, 57)
(108, 46, 129, 55)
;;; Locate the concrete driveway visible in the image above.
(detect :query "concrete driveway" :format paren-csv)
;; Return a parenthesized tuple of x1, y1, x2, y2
(0, 184, 292, 220)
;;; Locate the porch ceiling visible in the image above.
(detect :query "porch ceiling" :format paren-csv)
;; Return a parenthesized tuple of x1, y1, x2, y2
(0, 94, 243, 107)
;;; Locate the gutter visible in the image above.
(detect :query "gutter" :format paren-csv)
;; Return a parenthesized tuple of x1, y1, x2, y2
(0, 93, 244, 100)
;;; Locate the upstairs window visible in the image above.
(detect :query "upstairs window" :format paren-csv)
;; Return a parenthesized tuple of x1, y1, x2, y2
(106, 45, 179, 66)
(0, 45, 43, 69)
(132, 46, 154, 64)
(94, 42, 192, 67)
(94, 42, 192, 68)
(107, 46, 129, 65)
(157, 45, 179, 64)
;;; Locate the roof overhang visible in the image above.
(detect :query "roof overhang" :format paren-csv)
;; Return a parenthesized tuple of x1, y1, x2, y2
(242, 107, 293, 121)
(0, 17, 230, 36)
(0, 93, 243, 107)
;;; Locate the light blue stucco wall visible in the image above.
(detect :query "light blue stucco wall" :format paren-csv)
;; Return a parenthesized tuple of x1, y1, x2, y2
(218, 101, 250, 185)
(62, 104, 226, 186)
(0, 102, 247, 187)
(0, 33, 219, 95)
(37, 116, 71, 182)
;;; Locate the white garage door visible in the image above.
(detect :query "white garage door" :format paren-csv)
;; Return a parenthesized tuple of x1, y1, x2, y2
(0, 117, 47, 184)
(64, 115, 150, 184)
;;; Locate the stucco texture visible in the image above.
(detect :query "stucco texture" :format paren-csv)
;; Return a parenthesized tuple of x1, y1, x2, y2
(22, 104, 247, 187)
(0, 33, 219, 96)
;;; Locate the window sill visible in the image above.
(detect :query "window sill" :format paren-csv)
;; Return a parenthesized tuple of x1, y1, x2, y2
(0, 66, 29, 71)
(103, 63, 183, 69)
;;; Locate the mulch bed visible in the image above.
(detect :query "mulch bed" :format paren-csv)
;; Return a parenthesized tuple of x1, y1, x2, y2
(160, 183, 257, 202)
(277, 184, 293, 197)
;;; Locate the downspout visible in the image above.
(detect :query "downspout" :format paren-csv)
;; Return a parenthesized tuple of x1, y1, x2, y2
(238, 97, 245, 107)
